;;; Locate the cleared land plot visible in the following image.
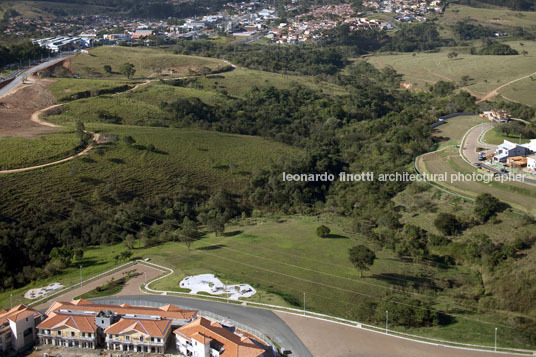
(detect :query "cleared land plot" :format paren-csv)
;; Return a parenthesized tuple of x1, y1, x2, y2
(0, 1, 114, 18)
(0, 77, 58, 137)
(0, 131, 80, 170)
(433, 115, 486, 149)
(71, 47, 228, 79)
(367, 41, 536, 101)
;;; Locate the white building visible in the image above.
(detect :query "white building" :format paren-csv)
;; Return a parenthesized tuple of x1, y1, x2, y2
(0, 305, 43, 355)
(527, 156, 536, 171)
(494, 140, 532, 162)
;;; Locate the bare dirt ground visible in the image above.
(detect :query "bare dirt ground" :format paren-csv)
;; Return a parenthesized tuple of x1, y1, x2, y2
(0, 76, 59, 137)
(276, 312, 507, 357)
(34, 263, 165, 311)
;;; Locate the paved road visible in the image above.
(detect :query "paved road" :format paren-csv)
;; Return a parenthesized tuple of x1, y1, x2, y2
(91, 294, 312, 357)
(462, 122, 536, 185)
(276, 312, 514, 357)
(0, 54, 73, 99)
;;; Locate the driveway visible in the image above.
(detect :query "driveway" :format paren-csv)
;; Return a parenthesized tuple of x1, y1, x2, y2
(33, 263, 164, 311)
(461, 122, 497, 164)
(91, 295, 312, 357)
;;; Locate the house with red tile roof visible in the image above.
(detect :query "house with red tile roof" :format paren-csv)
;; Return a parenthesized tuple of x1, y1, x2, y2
(37, 299, 197, 354)
(0, 305, 43, 355)
(174, 317, 271, 357)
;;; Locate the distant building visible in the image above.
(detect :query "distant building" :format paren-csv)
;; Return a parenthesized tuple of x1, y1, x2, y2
(34, 37, 84, 53)
(131, 29, 154, 40)
(481, 110, 511, 123)
(0, 305, 43, 356)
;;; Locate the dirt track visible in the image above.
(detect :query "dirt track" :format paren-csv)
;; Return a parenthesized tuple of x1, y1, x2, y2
(276, 312, 507, 357)
(34, 263, 165, 311)
(0, 76, 59, 137)
(477, 71, 536, 103)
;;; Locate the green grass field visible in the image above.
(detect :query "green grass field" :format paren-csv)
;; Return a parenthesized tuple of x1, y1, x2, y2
(2, 214, 535, 348)
(367, 41, 536, 105)
(0, 1, 113, 18)
(0, 124, 299, 217)
(440, 4, 536, 35)
(198, 67, 348, 98)
(48, 78, 135, 102)
(498, 76, 536, 106)
(433, 115, 487, 149)
(0, 131, 80, 170)
(71, 47, 228, 79)
(482, 127, 531, 145)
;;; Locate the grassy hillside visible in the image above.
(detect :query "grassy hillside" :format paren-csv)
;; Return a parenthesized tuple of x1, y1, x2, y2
(439, 3, 536, 37)
(367, 41, 536, 106)
(0, 125, 299, 217)
(0, 131, 80, 170)
(2, 213, 535, 348)
(0, 1, 114, 18)
(71, 47, 229, 79)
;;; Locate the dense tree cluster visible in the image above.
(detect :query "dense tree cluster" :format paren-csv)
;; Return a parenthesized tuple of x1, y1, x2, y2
(0, 41, 50, 68)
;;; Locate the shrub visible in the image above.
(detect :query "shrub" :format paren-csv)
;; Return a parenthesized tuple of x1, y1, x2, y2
(316, 225, 331, 238)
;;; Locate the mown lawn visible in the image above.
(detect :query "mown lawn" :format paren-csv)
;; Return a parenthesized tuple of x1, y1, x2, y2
(483, 127, 531, 145)
(0, 131, 80, 170)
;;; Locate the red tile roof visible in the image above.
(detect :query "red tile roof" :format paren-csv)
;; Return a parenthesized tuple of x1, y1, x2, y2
(0, 305, 42, 326)
(105, 318, 172, 337)
(37, 312, 97, 333)
(48, 301, 197, 321)
(174, 317, 267, 357)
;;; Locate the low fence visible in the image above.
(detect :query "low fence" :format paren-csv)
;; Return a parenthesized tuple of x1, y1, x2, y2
(136, 260, 536, 356)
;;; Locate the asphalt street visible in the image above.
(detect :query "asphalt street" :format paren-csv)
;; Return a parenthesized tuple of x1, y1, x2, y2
(91, 294, 312, 357)
(0, 54, 73, 98)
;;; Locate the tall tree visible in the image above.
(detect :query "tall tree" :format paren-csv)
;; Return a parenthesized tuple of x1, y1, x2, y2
(349, 245, 376, 278)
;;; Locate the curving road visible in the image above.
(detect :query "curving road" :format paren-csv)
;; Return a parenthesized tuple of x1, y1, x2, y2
(91, 295, 313, 357)
(0, 54, 73, 99)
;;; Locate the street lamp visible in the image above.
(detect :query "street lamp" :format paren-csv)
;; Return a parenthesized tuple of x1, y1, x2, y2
(494, 327, 498, 352)
(79, 265, 83, 288)
(10, 293, 13, 309)
(303, 293, 306, 316)
(385, 310, 389, 334)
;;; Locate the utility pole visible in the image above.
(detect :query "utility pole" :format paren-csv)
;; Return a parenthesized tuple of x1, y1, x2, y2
(10, 293, 13, 309)
(303, 293, 306, 316)
(385, 310, 389, 334)
(80, 265, 83, 288)
(494, 327, 498, 352)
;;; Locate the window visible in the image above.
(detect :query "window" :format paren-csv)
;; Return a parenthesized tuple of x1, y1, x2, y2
(57, 331, 61, 336)
(82, 332, 85, 337)
(88, 333, 92, 337)
(140, 336, 144, 342)
(71, 331, 75, 337)
(151, 337, 154, 342)
(126, 336, 130, 341)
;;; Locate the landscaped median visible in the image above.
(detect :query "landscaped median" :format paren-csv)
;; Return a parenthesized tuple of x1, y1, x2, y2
(137, 259, 535, 356)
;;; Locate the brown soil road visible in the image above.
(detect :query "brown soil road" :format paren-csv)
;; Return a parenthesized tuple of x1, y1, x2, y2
(477, 71, 536, 103)
(33, 263, 165, 311)
(276, 312, 508, 357)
